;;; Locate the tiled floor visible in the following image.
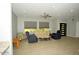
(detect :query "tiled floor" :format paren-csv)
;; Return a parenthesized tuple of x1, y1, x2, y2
(13, 37, 79, 55)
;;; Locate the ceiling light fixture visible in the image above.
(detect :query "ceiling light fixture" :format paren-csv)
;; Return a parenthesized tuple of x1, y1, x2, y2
(41, 12, 52, 19)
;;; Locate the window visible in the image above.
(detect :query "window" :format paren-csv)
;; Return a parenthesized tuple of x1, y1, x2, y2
(24, 21, 37, 29)
(24, 21, 49, 32)
(39, 22, 49, 29)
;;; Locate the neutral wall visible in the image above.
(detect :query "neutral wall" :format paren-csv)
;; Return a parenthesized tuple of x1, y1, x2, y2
(56, 17, 77, 37)
(17, 17, 24, 33)
(66, 18, 76, 37)
(12, 12, 17, 38)
(76, 21, 79, 37)
(66, 16, 79, 37)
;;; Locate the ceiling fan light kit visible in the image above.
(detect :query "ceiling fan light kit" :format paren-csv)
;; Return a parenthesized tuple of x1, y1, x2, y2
(41, 12, 52, 19)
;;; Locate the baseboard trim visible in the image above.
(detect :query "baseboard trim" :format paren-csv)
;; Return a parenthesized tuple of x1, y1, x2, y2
(67, 36, 79, 39)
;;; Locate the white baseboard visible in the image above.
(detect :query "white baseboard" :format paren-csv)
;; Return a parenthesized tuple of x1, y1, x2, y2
(67, 35, 76, 37)
(67, 35, 79, 38)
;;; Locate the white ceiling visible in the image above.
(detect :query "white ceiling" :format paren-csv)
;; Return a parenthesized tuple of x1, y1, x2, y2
(12, 3, 79, 19)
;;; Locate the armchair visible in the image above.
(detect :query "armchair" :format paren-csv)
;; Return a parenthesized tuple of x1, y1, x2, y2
(51, 30, 61, 39)
(25, 32, 38, 43)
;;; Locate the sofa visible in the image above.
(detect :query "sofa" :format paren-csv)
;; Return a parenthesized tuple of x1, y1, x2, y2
(33, 29, 50, 39)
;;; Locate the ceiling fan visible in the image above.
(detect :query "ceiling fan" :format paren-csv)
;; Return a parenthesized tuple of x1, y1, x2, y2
(41, 12, 52, 19)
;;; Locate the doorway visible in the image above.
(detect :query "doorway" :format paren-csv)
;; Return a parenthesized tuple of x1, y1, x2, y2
(60, 23, 67, 36)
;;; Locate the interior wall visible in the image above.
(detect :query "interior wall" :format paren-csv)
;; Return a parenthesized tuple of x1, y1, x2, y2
(56, 17, 77, 37)
(66, 18, 76, 37)
(76, 21, 79, 37)
(17, 17, 58, 33)
(57, 16, 79, 37)
(12, 12, 17, 38)
(51, 18, 58, 33)
(65, 16, 79, 37)
(17, 17, 24, 33)
(57, 18, 67, 30)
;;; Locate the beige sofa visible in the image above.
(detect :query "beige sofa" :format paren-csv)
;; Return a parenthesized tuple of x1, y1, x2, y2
(33, 29, 50, 38)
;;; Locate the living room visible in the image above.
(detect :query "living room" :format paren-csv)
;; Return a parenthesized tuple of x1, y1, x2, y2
(12, 3, 79, 55)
